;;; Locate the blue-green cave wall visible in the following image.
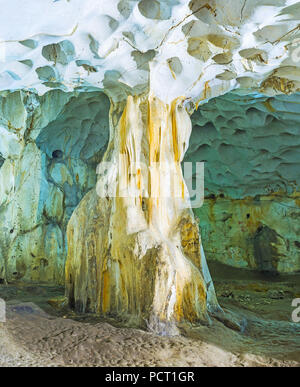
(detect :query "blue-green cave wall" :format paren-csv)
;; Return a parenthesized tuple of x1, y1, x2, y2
(187, 92, 300, 273)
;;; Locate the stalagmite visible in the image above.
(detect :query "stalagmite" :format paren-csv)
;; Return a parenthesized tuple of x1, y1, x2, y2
(65, 94, 219, 333)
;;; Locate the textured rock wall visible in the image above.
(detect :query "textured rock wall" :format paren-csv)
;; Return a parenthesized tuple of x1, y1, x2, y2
(196, 196, 300, 273)
(0, 90, 109, 284)
(186, 92, 300, 273)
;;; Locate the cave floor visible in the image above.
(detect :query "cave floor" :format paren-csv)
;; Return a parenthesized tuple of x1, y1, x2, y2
(0, 261, 299, 367)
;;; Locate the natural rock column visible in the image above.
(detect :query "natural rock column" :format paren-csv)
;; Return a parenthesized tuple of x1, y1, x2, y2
(65, 94, 219, 334)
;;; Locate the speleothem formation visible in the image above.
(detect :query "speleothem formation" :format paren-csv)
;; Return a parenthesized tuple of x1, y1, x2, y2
(0, 0, 299, 333)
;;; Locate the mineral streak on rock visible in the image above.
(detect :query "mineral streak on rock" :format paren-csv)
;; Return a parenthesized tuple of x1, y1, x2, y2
(65, 95, 218, 333)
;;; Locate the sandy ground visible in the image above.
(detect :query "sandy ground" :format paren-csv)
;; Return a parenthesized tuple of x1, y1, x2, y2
(0, 262, 299, 367)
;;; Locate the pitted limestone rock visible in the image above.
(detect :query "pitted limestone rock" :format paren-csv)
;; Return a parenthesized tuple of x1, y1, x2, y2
(0, 90, 110, 284)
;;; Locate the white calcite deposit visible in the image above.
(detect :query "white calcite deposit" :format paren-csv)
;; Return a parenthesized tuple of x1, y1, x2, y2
(0, 0, 299, 103)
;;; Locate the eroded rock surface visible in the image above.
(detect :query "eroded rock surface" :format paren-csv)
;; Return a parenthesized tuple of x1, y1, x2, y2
(186, 92, 300, 273)
(0, 91, 109, 283)
(0, 0, 299, 102)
